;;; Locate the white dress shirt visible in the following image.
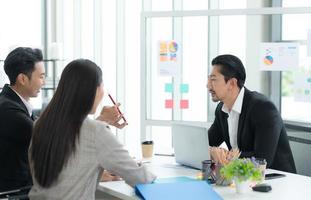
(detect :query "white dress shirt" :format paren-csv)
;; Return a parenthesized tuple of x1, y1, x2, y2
(221, 87, 245, 149)
(10, 86, 33, 116)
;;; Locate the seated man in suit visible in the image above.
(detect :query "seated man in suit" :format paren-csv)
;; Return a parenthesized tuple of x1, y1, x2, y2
(207, 54, 296, 173)
(0, 47, 45, 192)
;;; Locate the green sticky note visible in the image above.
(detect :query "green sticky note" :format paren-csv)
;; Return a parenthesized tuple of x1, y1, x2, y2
(165, 83, 173, 93)
(180, 84, 189, 93)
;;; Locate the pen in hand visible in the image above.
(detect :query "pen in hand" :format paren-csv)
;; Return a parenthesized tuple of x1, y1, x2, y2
(108, 94, 127, 123)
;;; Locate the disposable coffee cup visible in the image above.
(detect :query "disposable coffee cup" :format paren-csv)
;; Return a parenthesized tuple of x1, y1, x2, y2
(141, 141, 154, 158)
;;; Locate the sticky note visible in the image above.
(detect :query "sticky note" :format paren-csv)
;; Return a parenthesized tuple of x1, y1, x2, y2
(180, 84, 189, 93)
(180, 100, 189, 109)
(165, 83, 173, 93)
(165, 99, 173, 108)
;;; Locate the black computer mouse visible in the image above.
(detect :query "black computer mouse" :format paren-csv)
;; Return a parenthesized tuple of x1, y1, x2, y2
(252, 183, 272, 192)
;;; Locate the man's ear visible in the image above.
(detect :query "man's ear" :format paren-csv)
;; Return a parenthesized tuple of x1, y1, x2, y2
(229, 78, 238, 88)
(16, 73, 29, 86)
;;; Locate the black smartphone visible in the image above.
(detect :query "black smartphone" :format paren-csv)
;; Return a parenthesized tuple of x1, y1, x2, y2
(265, 173, 286, 180)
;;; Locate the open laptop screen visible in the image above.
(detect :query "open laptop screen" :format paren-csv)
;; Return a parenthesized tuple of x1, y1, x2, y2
(172, 123, 210, 169)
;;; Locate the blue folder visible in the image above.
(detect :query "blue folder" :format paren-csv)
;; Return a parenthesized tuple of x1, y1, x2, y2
(135, 180, 223, 200)
(153, 176, 196, 184)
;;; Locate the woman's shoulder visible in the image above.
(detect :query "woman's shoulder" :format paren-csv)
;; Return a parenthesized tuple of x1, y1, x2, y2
(84, 118, 123, 154)
(81, 117, 111, 136)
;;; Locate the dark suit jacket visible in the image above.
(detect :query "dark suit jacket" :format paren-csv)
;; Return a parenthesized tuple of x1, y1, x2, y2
(0, 84, 34, 191)
(208, 88, 296, 173)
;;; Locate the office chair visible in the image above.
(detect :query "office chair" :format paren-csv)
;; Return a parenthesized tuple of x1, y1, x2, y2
(0, 185, 31, 200)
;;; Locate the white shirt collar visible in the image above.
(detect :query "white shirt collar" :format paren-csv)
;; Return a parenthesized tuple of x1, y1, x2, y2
(10, 86, 33, 116)
(221, 87, 245, 149)
(232, 87, 245, 114)
(222, 87, 245, 114)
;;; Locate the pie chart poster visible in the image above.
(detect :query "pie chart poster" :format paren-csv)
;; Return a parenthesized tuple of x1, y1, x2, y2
(260, 42, 299, 71)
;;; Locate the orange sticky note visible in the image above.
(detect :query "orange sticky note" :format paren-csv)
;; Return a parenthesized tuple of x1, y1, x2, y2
(180, 100, 189, 109)
(165, 99, 173, 108)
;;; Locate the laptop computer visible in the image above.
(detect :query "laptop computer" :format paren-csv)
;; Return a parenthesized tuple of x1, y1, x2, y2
(172, 123, 210, 169)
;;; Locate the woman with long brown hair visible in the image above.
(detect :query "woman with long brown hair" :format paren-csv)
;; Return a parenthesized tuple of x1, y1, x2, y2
(29, 59, 155, 199)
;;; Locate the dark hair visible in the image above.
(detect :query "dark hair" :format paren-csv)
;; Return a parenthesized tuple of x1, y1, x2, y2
(4, 47, 43, 85)
(211, 54, 246, 89)
(30, 59, 102, 187)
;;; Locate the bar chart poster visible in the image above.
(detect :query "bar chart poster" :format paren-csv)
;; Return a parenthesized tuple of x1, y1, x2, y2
(260, 42, 299, 71)
(158, 40, 181, 76)
(293, 72, 311, 102)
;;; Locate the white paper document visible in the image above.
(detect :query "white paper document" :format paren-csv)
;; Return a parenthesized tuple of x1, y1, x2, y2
(158, 40, 181, 76)
(260, 42, 299, 71)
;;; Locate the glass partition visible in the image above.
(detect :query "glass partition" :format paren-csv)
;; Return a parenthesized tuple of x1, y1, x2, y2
(142, 12, 295, 155)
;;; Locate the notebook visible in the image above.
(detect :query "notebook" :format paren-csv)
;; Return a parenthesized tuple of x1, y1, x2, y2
(172, 123, 210, 169)
(135, 180, 223, 200)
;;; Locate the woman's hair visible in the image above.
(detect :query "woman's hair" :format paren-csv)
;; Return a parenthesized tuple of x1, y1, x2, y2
(30, 59, 102, 187)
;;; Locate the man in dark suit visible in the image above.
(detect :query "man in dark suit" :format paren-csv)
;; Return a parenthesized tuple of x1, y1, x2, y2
(0, 47, 45, 192)
(207, 54, 296, 173)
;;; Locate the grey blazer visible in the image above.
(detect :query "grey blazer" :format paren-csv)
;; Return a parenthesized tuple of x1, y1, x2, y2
(29, 117, 156, 200)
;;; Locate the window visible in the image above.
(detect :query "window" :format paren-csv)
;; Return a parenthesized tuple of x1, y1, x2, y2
(182, 16, 208, 121)
(124, 0, 144, 156)
(0, 0, 42, 108)
(150, 126, 173, 155)
(182, 0, 208, 10)
(219, 0, 246, 9)
(147, 17, 173, 121)
(142, 0, 252, 155)
(151, 0, 172, 11)
(281, 0, 311, 123)
(81, 0, 94, 59)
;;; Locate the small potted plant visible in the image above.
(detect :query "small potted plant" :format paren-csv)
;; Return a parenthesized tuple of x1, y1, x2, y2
(220, 158, 262, 193)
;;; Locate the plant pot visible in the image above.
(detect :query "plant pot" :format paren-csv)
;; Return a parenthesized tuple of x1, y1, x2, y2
(234, 179, 251, 194)
(214, 164, 232, 186)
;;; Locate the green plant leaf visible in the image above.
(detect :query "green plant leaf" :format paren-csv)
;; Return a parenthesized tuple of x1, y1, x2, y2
(220, 158, 262, 182)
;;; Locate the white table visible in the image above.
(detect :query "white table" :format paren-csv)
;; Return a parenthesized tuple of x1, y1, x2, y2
(98, 156, 311, 200)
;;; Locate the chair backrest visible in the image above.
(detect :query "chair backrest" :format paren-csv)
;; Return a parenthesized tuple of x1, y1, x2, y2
(0, 185, 31, 200)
